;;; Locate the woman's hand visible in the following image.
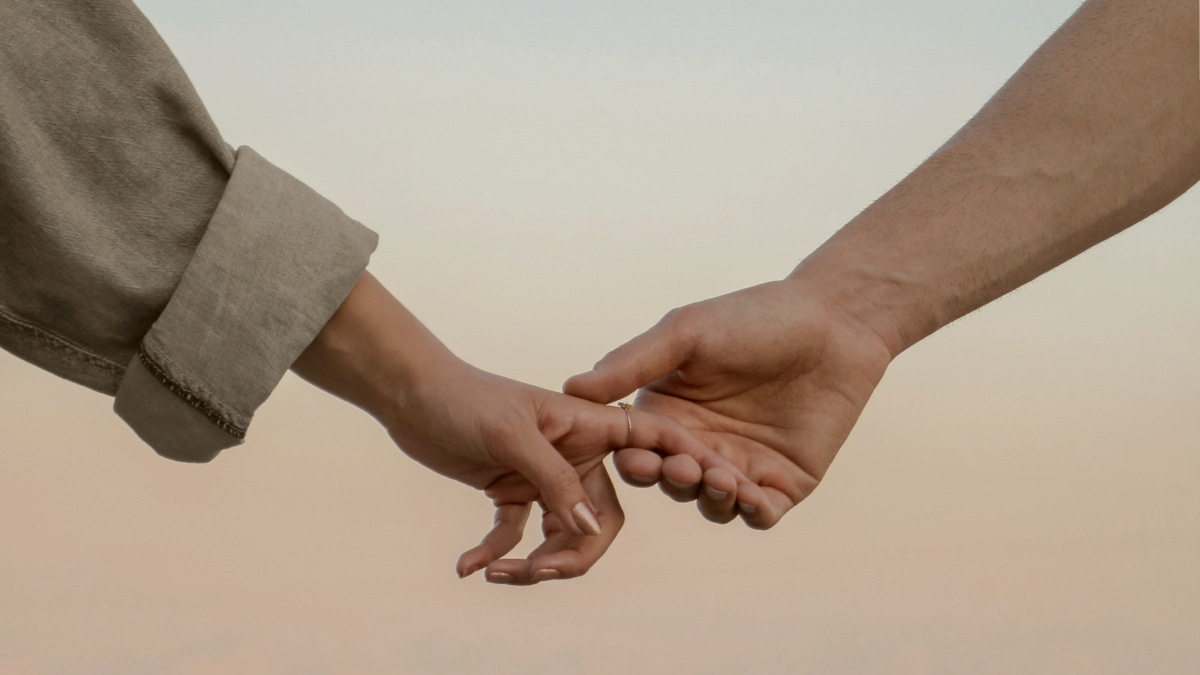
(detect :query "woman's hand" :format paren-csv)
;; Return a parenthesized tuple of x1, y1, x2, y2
(462, 463, 621, 585)
(293, 272, 741, 582)
(387, 356, 728, 583)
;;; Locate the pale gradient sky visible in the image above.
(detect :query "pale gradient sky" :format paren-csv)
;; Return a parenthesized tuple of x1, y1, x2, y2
(2, 1, 1198, 673)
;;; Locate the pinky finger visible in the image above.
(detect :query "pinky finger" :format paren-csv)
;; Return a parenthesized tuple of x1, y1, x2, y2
(734, 483, 795, 530)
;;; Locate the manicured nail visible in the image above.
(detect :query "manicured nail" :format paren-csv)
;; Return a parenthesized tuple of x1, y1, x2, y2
(705, 486, 729, 501)
(532, 569, 562, 583)
(738, 501, 757, 515)
(666, 479, 694, 491)
(572, 502, 602, 536)
(487, 571, 515, 584)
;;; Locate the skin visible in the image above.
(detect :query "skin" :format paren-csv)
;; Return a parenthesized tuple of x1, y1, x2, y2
(291, 271, 746, 584)
(565, 0, 1200, 528)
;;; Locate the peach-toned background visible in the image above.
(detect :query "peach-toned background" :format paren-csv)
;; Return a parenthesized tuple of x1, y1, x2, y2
(2, 1, 1197, 672)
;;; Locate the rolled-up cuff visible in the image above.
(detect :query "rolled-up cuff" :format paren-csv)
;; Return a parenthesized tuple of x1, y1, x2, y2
(114, 146, 378, 462)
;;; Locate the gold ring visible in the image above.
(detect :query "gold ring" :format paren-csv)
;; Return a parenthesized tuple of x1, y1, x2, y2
(617, 401, 634, 448)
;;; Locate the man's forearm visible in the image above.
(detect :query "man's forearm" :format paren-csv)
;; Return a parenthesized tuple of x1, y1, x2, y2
(791, 0, 1200, 356)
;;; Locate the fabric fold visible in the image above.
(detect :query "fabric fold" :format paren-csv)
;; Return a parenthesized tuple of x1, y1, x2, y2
(114, 146, 378, 462)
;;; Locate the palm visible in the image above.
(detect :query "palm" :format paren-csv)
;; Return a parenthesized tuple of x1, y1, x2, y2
(566, 280, 893, 528)
(630, 350, 881, 525)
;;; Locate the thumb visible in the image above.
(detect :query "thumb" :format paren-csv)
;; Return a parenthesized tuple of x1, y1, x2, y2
(563, 312, 693, 403)
(503, 426, 602, 537)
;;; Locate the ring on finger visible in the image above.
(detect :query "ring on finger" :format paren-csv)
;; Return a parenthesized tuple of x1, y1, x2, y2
(617, 401, 634, 448)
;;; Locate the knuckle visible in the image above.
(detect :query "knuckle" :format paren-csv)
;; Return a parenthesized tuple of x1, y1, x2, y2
(662, 301, 703, 325)
(659, 306, 685, 326)
(596, 346, 622, 367)
(660, 305, 696, 336)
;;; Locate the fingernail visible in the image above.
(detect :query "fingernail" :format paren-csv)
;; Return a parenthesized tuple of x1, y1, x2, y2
(458, 564, 480, 579)
(572, 502, 602, 536)
(705, 486, 729, 501)
(630, 474, 657, 486)
(487, 571, 515, 584)
(667, 479, 694, 491)
(532, 569, 562, 583)
(738, 501, 757, 515)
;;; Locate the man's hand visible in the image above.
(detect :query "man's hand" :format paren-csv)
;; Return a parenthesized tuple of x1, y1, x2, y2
(565, 279, 893, 529)
(570, 0, 1200, 530)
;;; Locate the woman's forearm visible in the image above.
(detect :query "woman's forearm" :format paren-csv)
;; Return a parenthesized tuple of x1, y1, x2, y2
(291, 271, 456, 427)
(791, 0, 1200, 356)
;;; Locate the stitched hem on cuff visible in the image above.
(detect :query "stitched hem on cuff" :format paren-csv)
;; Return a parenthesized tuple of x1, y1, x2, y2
(136, 345, 246, 440)
(0, 306, 124, 394)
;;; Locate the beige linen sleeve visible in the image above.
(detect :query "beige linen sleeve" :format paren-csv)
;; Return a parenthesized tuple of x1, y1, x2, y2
(0, 0, 378, 461)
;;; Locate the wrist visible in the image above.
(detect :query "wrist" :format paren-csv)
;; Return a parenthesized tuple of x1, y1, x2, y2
(784, 241, 941, 359)
(785, 146, 996, 358)
(292, 271, 461, 427)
